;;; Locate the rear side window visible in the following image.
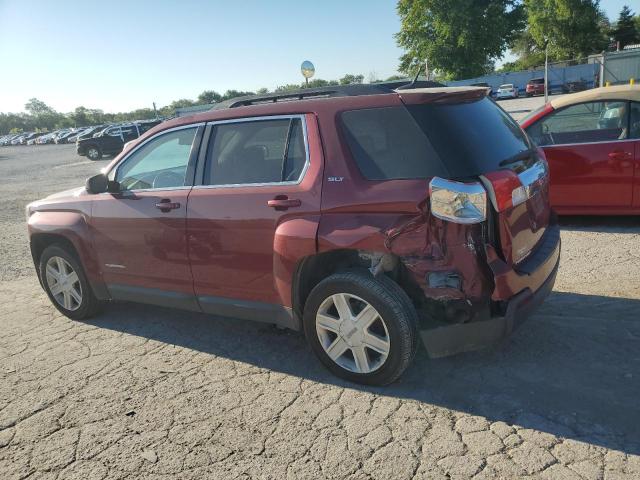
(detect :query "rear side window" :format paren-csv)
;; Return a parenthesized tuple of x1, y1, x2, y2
(341, 97, 531, 180)
(205, 118, 306, 186)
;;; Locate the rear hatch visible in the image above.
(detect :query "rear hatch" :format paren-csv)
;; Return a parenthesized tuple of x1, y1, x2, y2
(397, 88, 550, 267)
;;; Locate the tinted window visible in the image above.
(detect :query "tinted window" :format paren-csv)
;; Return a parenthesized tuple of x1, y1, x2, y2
(205, 118, 306, 185)
(115, 127, 197, 190)
(528, 101, 629, 146)
(341, 97, 531, 180)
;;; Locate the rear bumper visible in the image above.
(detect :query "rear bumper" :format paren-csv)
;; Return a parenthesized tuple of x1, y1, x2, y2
(420, 225, 560, 358)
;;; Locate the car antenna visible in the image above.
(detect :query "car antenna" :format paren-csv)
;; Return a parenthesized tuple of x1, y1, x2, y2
(396, 64, 423, 90)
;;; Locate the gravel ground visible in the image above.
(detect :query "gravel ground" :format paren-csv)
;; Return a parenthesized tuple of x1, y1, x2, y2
(0, 143, 639, 479)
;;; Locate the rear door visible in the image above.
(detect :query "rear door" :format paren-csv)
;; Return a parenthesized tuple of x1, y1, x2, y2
(186, 114, 322, 319)
(526, 100, 634, 210)
(102, 126, 124, 154)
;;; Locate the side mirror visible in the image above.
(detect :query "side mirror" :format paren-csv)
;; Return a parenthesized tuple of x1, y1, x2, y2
(86, 174, 121, 194)
(86, 174, 108, 194)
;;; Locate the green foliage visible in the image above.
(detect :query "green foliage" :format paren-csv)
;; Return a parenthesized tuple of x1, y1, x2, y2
(395, 0, 525, 79)
(339, 74, 365, 85)
(221, 90, 255, 100)
(609, 5, 640, 48)
(197, 90, 222, 104)
(524, 0, 608, 59)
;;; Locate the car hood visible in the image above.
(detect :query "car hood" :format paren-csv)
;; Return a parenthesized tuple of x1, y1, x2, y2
(45, 187, 87, 200)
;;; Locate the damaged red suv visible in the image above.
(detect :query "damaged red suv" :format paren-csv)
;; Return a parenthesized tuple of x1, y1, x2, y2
(27, 84, 560, 385)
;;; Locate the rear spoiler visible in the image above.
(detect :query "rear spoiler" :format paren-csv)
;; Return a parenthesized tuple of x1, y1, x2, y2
(396, 87, 489, 105)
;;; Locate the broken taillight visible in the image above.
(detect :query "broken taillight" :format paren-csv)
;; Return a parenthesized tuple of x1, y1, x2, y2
(429, 177, 487, 224)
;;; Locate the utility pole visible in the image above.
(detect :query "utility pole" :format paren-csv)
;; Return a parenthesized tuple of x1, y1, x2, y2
(544, 39, 549, 103)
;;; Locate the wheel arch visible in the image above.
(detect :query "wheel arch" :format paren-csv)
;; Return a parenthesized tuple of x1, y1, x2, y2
(28, 213, 110, 300)
(291, 249, 423, 320)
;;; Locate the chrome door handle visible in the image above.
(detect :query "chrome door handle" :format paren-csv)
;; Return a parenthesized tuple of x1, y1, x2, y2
(155, 199, 181, 212)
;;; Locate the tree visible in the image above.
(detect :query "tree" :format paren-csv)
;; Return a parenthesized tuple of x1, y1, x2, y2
(24, 98, 55, 116)
(220, 90, 254, 100)
(255, 87, 270, 95)
(610, 5, 640, 49)
(524, 0, 608, 60)
(339, 73, 364, 85)
(395, 0, 525, 79)
(197, 90, 222, 104)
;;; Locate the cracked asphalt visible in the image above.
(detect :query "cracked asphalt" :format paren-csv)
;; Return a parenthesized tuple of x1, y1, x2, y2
(1, 144, 639, 479)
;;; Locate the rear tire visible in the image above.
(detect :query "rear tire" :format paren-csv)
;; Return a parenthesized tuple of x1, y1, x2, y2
(39, 245, 101, 320)
(303, 271, 418, 386)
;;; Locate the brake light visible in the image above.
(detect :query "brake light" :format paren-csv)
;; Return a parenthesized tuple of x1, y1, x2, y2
(429, 177, 487, 224)
(480, 170, 526, 212)
(480, 160, 548, 212)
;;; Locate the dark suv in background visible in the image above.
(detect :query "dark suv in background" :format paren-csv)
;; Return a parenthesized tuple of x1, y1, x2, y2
(77, 120, 160, 159)
(28, 85, 559, 385)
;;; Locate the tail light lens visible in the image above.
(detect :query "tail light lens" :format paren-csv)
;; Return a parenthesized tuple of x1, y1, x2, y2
(480, 159, 548, 212)
(429, 177, 487, 224)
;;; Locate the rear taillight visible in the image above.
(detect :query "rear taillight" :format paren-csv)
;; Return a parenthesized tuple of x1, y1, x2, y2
(480, 159, 548, 212)
(429, 177, 487, 224)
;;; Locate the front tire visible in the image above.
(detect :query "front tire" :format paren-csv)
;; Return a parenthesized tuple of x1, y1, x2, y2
(303, 271, 418, 386)
(86, 145, 102, 160)
(39, 245, 101, 320)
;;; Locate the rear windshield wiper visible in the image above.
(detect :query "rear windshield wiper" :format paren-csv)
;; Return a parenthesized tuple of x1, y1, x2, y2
(499, 148, 536, 167)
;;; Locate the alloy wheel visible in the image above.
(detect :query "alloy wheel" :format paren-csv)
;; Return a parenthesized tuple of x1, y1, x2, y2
(45, 256, 83, 311)
(316, 293, 390, 374)
(87, 148, 99, 160)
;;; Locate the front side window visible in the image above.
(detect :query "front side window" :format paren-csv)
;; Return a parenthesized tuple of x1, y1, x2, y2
(528, 101, 630, 146)
(115, 127, 197, 190)
(205, 117, 306, 186)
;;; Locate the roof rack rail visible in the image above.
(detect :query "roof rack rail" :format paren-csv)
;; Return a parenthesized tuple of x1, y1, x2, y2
(213, 84, 395, 110)
(211, 80, 446, 110)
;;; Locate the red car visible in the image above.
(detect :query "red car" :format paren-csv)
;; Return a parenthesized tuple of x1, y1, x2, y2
(525, 77, 545, 97)
(520, 85, 640, 214)
(27, 85, 559, 385)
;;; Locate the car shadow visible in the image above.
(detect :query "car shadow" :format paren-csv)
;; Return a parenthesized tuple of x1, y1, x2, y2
(85, 290, 640, 455)
(560, 215, 640, 234)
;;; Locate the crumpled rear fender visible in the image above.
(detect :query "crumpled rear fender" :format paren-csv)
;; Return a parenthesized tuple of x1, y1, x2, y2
(317, 211, 493, 314)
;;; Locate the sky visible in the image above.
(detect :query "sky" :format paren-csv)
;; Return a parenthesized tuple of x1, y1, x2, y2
(0, 0, 632, 114)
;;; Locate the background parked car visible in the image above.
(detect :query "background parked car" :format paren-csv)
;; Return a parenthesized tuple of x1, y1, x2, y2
(520, 84, 640, 214)
(496, 83, 519, 99)
(77, 120, 160, 159)
(562, 80, 588, 93)
(526, 77, 545, 97)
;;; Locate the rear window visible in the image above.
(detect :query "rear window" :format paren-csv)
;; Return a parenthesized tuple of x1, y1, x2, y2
(341, 97, 531, 180)
(529, 78, 544, 84)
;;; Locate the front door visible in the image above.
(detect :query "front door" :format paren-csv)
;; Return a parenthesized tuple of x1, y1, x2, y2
(530, 100, 634, 210)
(187, 115, 322, 323)
(91, 125, 202, 309)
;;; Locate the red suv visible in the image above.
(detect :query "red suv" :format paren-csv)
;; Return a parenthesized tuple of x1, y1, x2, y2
(27, 85, 560, 385)
(526, 78, 545, 97)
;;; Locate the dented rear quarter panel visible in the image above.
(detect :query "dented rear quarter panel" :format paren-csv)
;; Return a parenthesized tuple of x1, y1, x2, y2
(315, 97, 494, 311)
